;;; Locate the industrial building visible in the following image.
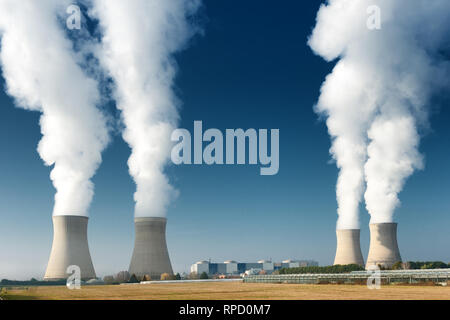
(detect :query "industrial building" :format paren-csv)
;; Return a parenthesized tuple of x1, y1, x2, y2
(44, 215, 96, 280)
(366, 222, 402, 269)
(129, 217, 173, 279)
(334, 229, 364, 266)
(191, 259, 318, 276)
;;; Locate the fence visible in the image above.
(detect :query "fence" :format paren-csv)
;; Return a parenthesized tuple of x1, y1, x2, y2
(243, 269, 450, 285)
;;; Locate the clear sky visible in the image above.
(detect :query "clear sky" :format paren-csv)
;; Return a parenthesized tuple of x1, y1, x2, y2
(1, 1, 450, 280)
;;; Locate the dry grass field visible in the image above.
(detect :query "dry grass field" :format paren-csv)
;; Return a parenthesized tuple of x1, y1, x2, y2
(1, 282, 450, 300)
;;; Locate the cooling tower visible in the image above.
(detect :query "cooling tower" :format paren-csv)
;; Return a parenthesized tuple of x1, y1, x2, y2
(128, 217, 173, 279)
(44, 215, 96, 280)
(366, 222, 402, 269)
(333, 229, 364, 266)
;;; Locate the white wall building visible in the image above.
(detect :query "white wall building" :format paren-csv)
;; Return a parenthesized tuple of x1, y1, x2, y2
(190, 258, 318, 276)
(224, 260, 238, 274)
(258, 259, 274, 271)
(282, 259, 300, 268)
(190, 260, 209, 275)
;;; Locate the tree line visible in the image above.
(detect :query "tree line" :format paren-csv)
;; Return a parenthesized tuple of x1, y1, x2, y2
(278, 264, 364, 274)
(392, 261, 450, 270)
(278, 261, 450, 274)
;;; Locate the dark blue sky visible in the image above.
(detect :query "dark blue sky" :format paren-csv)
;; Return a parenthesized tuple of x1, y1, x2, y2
(1, 1, 449, 279)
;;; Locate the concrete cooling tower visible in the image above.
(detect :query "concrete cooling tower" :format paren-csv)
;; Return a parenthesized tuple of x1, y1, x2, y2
(366, 222, 402, 269)
(44, 215, 96, 280)
(129, 217, 173, 279)
(333, 229, 364, 266)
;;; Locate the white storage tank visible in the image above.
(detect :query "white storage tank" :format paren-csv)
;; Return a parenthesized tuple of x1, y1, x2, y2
(224, 260, 238, 274)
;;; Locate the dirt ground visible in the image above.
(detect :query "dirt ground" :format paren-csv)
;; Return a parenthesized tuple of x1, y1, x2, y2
(1, 282, 450, 300)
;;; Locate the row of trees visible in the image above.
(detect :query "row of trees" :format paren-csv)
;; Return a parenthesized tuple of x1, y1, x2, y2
(102, 271, 184, 284)
(278, 264, 365, 274)
(392, 261, 450, 270)
(0, 278, 66, 286)
(187, 272, 209, 279)
(278, 261, 450, 274)
(1, 271, 210, 287)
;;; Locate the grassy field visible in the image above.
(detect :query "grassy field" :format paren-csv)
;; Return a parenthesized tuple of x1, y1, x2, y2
(1, 282, 450, 300)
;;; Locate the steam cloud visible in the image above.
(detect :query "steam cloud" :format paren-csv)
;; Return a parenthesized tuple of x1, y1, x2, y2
(91, 0, 200, 217)
(0, 0, 109, 216)
(309, 0, 450, 228)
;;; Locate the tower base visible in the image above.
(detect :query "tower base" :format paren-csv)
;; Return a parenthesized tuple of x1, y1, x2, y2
(333, 229, 364, 266)
(366, 222, 401, 269)
(129, 217, 173, 279)
(44, 215, 96, 280)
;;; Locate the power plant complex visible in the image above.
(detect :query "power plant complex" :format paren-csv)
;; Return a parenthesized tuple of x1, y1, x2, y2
(42, 211, 404, 281)
(191, 259, 319, 277)
(42, 214, 404, 280)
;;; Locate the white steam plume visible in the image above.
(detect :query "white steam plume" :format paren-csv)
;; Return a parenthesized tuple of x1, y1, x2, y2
(91, 0, 200, 218)
(0, 0, 109, 216)
(309, 0, 450, 228)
